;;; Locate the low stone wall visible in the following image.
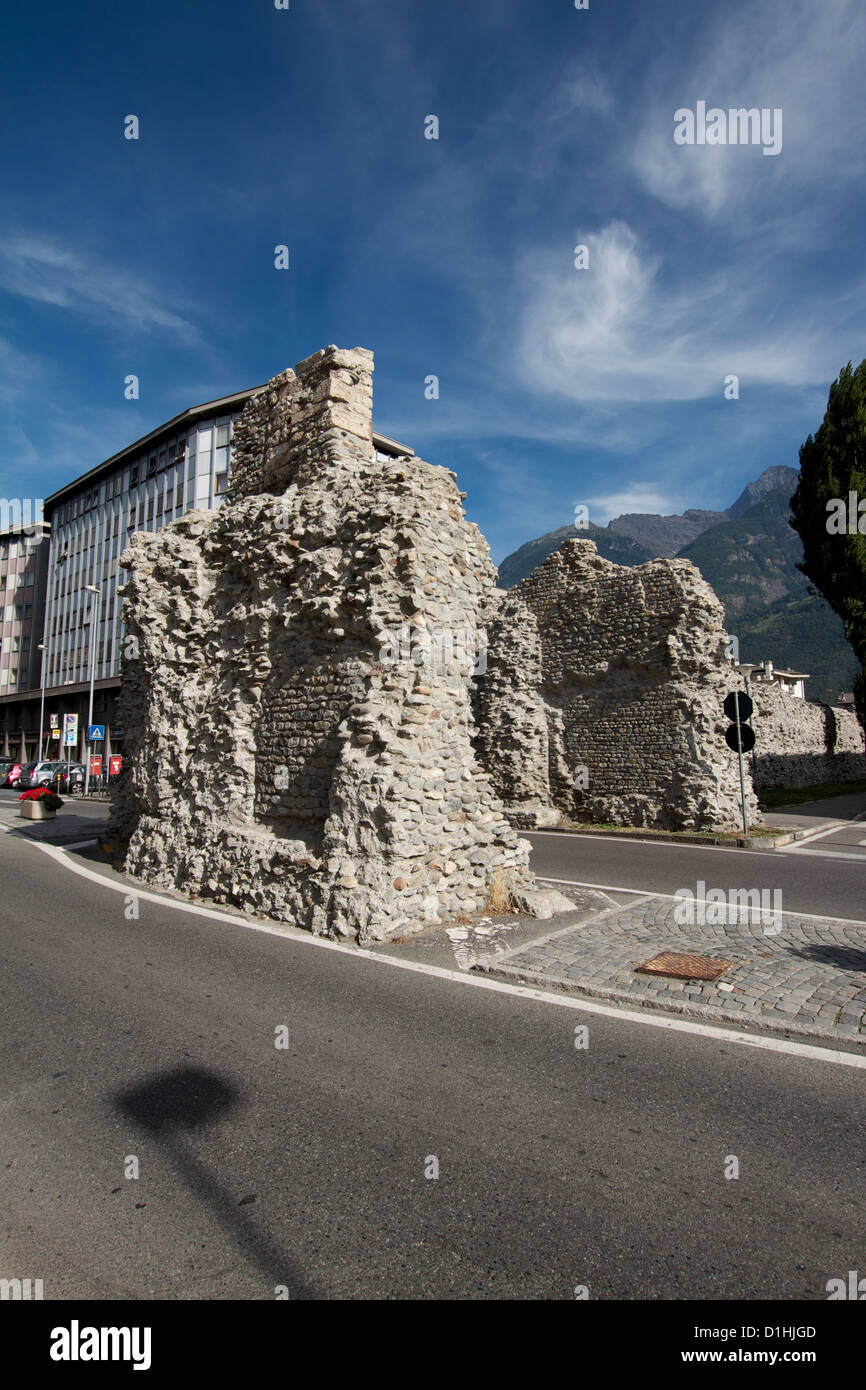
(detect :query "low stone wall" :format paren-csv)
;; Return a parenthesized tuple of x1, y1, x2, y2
(109, 346, 534, 943)
(750, 685, 865, 789)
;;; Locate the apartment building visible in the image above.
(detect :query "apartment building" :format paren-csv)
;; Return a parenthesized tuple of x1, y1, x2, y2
(0, 514, 50, 699)
(0, 386, 256, 765)
(0, 385, 412, 767)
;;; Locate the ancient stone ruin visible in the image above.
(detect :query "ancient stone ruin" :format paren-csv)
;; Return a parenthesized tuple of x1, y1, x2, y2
(108, 346, 538, 943)
(474, 538, 761, 831)
(750, 683, 864, 790)
(109, 343, 864, 938)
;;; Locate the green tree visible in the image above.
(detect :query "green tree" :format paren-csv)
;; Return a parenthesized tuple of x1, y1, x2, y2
(790, 362, 866, 730)
(854, 672, 866, 736)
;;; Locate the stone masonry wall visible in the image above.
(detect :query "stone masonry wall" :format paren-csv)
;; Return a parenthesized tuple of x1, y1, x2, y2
(750, 685, 865, 789)
(108, 346, 534, 943)
(476, 539, 759, 831)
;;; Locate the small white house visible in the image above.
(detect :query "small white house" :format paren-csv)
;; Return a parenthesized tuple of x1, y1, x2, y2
(733, 660, 809, 698)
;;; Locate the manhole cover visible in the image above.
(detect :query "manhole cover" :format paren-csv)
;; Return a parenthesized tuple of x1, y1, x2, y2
(636, 951, 732, 981)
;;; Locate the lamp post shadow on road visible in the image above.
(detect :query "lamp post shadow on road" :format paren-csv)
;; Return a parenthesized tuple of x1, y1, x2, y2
(113, 1066, 317, 1300)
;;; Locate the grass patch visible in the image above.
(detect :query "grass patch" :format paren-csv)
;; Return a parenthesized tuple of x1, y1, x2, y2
(484, 867, 513, 915)
(758, 779, 866, 810)
(556, 819, 780, 841)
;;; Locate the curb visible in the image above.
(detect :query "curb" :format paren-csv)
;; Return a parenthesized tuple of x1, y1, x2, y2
(474, 959, 866, 1051)
(530, 821, 843, 850)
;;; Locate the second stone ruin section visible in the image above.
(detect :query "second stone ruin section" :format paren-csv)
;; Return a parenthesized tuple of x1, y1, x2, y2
(475, 537, 759, 831)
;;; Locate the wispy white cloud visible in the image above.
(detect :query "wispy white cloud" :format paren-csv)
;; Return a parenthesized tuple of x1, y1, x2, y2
(514, 220, 866, 407)
(586, 484, 681, 525)
(628, 0, 866, 226)
(0, 235, 202, 344)
(0, 332, 45, 404)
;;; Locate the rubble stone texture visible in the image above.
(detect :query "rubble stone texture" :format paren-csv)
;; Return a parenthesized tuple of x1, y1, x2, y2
(750, 684, 864, 789)
(108, 346, 534, 943)
(475, 538, 761, 830)
(109, 346, 865, 936)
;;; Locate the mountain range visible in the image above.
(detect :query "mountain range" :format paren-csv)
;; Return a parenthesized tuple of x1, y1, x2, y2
(496, 466, 859, 706)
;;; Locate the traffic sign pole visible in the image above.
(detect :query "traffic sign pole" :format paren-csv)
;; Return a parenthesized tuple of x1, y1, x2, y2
(723, 690, 754, 836)
(734, 713, 748, 837)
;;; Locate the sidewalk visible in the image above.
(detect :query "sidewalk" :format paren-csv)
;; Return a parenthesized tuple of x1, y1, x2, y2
(759, 789, 866, 830)
(0, 793, 110, 847)
(474, 884, 866, 1047)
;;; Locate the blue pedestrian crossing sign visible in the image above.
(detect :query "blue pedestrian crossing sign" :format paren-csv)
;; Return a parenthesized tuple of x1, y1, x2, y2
(88, 724, 105, 742)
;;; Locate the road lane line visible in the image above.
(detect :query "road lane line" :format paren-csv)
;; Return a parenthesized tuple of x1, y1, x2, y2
(7, 834, 866, 1071)
(776, 847, 866, 863)
(536, 875, 866, 928)
(776, 821, 851, 846)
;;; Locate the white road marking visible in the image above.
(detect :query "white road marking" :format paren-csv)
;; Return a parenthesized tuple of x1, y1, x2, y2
(777, 847, 866, 863)
(7, 833, 866, 1071)
(778, 821, 849, 845)
(537, 875, 866, 928)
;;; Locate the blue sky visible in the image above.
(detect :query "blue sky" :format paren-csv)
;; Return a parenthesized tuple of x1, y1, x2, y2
(2, 0, 865, 563)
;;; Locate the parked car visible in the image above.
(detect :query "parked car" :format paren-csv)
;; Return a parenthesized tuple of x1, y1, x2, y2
(18, 760, 68, 790)
(56, 762, 86, 793)
(0, 756, 17, 784)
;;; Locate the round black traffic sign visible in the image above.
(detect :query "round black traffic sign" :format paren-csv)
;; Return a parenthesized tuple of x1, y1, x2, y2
(723, 691, 754, 723)
(725, 723, 756, 753)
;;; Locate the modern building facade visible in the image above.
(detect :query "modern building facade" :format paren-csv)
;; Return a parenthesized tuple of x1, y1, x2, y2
(0, 381, 412, 768)
(0, 387, 256, 765)
(0, 516, 50, 698)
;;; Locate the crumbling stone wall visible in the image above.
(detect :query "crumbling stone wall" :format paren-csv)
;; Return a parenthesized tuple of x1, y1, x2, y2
(750, 685, 865, 789)
(109, 346, 534, 943)
(476, 539, 758, 830)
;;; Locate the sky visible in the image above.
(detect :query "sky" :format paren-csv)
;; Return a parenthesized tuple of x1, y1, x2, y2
(2, 0, 865, 564)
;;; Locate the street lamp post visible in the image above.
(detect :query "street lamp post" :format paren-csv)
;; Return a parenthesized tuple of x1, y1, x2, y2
(38, 547, 66, 768)
(37, 643, 46, 760)
(36, 547, 59, 763)
(83, 584, 102, 795)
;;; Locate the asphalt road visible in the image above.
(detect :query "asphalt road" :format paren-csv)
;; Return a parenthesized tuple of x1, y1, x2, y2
(1, 824, 865, 1301)
(526, 830, 866, 923)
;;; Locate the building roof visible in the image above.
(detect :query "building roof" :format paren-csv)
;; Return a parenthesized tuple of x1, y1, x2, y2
(0, 520, 50, 544)
(733, 661, 810, 681)
(43, 387, 263, 510)
(43, 387, 415, 512)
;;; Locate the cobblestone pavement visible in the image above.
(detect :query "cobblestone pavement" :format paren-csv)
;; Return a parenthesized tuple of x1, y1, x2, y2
(475, 886, 866, 1046)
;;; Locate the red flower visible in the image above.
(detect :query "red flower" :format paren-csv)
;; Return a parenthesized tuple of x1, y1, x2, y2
(19, 787, 63, 807)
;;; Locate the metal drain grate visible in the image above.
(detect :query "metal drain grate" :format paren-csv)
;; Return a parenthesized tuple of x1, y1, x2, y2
(636, 951, 732, 982)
